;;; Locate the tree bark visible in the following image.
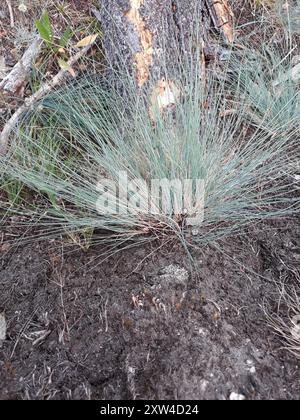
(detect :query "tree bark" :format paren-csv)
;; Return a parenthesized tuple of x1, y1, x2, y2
(94, 0, 234, 88)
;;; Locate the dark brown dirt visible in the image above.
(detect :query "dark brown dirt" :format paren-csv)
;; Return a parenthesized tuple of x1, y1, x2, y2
(0, 219, 299, 400)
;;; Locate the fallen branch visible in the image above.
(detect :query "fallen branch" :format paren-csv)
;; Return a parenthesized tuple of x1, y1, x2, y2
(0, 37, 42, 94)
(0, 42, 95, 156)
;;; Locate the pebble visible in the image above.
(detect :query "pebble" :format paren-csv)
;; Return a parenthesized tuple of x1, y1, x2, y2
(229, 392, 246, 401)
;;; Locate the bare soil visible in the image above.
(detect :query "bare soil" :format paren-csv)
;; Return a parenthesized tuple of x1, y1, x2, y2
(0, 219, 300, 400)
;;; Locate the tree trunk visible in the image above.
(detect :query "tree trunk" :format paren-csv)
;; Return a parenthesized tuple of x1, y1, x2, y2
(94, 0, 234, 88)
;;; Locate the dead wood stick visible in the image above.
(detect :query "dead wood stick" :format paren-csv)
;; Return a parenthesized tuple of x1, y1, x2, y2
(0, 37, 42, 94)
(206, 0, 234, 43)
(0, 43, 95, 156)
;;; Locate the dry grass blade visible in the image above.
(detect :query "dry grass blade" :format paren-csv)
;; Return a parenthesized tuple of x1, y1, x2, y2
(265, 284, 300, 359)
(5, 0, 14, 28)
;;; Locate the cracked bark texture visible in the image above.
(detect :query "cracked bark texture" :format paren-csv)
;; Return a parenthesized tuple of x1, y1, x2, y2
(96, 0, 223, 87)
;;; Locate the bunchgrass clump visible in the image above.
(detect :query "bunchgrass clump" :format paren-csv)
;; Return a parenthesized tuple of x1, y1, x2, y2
(228, 41, 300, 136)
(1, 32, 300, 251)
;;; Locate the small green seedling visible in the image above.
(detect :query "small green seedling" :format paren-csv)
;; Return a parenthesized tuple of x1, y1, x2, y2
(35, 10, 72, 51)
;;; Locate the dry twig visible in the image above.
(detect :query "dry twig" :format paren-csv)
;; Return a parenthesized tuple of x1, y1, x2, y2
(0, 42, 95, 155)
(0, 37, 42, 94)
